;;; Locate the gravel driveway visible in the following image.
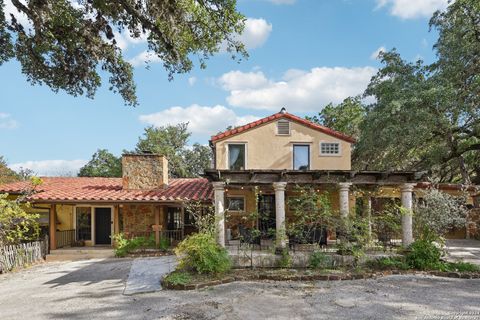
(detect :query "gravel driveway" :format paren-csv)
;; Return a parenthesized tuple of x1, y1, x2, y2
(0, 258, 479, 320)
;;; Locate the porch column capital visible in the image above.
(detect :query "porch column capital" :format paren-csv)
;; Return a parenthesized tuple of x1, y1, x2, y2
(273, 181, 287, 191)
(212, 181, 226, 191)
(400, 183, 416, 193)
(338, 182, 352, 192)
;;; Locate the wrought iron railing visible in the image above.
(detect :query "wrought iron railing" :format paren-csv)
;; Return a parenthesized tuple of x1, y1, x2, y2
(56, 229, 75, 248)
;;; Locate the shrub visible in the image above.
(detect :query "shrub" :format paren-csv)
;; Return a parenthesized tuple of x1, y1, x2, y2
(309, 251, 332, 269)
(112, 233, 167, 257)
(163, 271, 192, 286)
(175, 232, 231, 274)
(277, 249, 292, 268)
(414, 188, 468, 239)
(366, 257, 409, 270)
(406, 239, 443, 270)
(440, 261, 480, 273)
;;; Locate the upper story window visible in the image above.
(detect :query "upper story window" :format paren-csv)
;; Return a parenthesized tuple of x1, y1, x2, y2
(277, 120, 290, 135)
(293, 144, 310, 170)
(228, 144, 246, 170)
(320, 142, 340, 155)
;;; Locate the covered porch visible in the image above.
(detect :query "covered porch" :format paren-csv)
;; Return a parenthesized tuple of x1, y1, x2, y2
(205, 169, 422, 250)
(44, 202, 198, 251)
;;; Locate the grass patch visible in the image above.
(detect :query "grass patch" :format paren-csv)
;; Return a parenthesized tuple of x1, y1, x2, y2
(163, 271, 192, 286)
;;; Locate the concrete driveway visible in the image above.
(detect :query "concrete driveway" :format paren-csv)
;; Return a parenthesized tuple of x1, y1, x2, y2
(446, 239, 480, 266)
(0, 257, 479, 320)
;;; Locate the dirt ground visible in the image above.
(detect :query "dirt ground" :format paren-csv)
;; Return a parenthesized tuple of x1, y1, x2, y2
(0, 258, 479, 320)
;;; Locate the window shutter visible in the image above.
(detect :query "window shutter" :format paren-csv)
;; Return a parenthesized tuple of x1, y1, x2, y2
(277, 120, 290, 135)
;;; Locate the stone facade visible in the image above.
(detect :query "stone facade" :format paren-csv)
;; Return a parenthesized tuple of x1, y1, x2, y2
(122, 154, 168, 190)
(122, 204, 156, 235)
(467, 209, 480, 240)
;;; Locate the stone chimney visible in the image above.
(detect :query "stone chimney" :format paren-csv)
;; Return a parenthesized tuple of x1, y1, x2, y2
(122, 153, 168, 190)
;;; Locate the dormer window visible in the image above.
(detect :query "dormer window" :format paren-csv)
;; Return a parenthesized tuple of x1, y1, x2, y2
(277, 120, 290, 135)
(320, 142, 340, 155)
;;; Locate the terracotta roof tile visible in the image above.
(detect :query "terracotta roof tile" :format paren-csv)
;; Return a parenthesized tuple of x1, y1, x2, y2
(210, 111, 356, 143)
(0, 177, 213, 202)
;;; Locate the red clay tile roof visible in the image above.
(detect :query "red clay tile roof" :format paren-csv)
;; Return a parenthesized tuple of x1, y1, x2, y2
(210, 111, 356, 143)
(0, 177, 213, 202)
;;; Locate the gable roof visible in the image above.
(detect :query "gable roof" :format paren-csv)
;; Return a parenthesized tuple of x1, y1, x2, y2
(210, 111, 356, 144)
(0, 177, 213, 202)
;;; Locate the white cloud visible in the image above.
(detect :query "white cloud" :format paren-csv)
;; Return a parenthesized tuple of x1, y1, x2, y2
(238, 18, 273, 49)
(218, 67, 377, 112)
(218, 70, 269, 91)
(113, 30, 149, 51)
(139, 105, 259, 136)
(375, 0, 449, 19)
(10, 159, 88, 176)
(3, 0, 31, 28)
(128, 50, 162, 67)
(0, 113, 18, 129)
(188, 76, 197, 86)
(370, 46, 386, 60)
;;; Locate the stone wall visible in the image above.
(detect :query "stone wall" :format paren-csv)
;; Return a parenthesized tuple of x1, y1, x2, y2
(467, 209, 480, 240)
(122, 204, 156, 235)
(122, 154, 168, 190)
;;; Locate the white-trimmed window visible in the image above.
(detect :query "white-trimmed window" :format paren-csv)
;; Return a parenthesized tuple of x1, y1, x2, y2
(227, 196, 245, 212)
(277, 120, 290, 135)
(228, 144, 246, 170)
(320, 142, 340, 155)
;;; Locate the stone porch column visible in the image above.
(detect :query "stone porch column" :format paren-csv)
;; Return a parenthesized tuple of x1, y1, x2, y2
(213, 181, 226, 247)
(338, 183, 352, 218)
(400, 183, 416, 247)
(273, 182, 288, 250)
(363, 195, 372, 241)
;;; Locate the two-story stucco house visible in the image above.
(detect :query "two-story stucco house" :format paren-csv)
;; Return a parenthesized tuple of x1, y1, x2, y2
(0, 108, 478, 255)
(205, 108, 479, 249)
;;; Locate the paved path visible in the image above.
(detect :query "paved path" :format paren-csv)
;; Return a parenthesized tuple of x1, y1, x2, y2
(1, 260, 479, 320)
(446, 239, 480, 266)
(123, 256, 177, 295)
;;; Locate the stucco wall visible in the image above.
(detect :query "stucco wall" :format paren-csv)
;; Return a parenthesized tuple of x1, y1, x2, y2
(55, 204, 74, 231)
(214, 120, 352, 170)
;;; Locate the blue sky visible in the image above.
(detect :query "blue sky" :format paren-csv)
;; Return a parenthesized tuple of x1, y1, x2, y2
(1, 0, 448, 175)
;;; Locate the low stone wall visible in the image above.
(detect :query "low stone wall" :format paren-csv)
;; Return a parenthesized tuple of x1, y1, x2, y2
(229, 251, 398, 268)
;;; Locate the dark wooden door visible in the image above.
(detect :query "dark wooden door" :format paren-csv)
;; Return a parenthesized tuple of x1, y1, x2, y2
(95, 208, 111, 245)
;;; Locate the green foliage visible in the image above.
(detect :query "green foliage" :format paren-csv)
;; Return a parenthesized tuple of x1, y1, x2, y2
(406, 239, 443, 270)
(306, 96, 366, 139)
(414, 188, 468, 239)
(163, 271, 192, 286)
(184, 201, 215, 235)
(354, 1, 480, 183)
(0, 194, 39, 246)
(440, 261, 480, 273)
(366, 257, 409, 271)
(135, 124, 212, 178)
(287, 186, 334, 244)
(78, 149, 122, 177)
(112, 233, 167, 257)
(1, 0, 247, 106)
(308, 251, 333, 270)
(277, 249, 292, 269)
(175, 232, 231, 274)
(0, 156, 19, 184)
